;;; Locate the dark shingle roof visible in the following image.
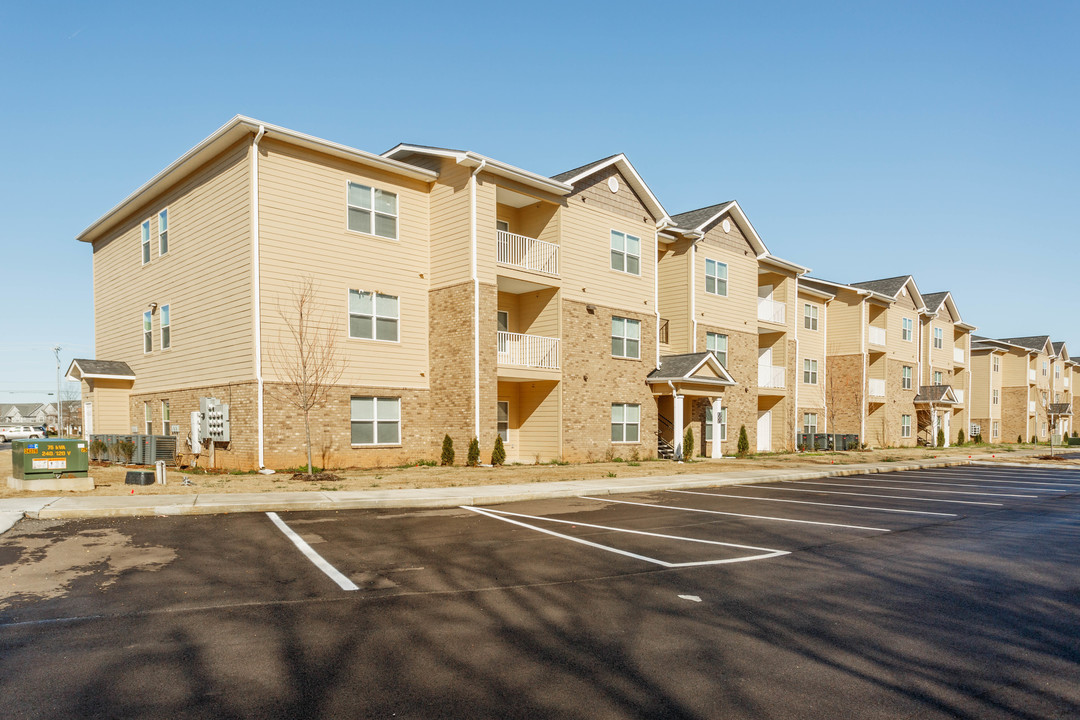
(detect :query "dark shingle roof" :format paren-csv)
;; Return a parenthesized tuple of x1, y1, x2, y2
(1049, 403, 1072, 416)
(647, 352, 732, 384)
(71, 359, 136, 378)
(1053, 341, 1066, 355)
(922, 292, 949, 312)
(850, 275, 911, 298)
(914, 385, 957, 403)
(997, 336, 1051, 352)
(669, 202, 735, 231)
(550, 154, 622, 183)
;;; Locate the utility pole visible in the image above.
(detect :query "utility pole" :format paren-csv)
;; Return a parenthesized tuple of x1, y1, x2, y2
(52, 345, 62, 437)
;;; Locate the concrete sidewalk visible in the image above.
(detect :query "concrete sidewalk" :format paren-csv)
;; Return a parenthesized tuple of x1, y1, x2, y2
(0, 453, 1005, 533)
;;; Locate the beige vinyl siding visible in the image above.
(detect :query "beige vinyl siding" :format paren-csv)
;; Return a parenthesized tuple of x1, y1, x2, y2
(694, 217, 758, 336)
(928, 316, 953, 369)
(657, 241, 691, 353)
(91, 139, 253, 393)
(558, 193, 656, 313)
(798, 292, 826, 408)
(1001, 351, 1029, 387)
(517, 381, 560, 461)
(887, 293, 919, 363)
(497, 289, 559, 338)
(91, 379, 133, 433)
(257, 138, 431, 389)
(825, 293, 863, 355)
(427, 159, 474, 290)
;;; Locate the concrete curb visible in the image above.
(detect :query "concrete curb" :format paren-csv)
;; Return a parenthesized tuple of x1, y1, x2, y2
(16, 456, 974, 523)
(970, 459, 1080, 469)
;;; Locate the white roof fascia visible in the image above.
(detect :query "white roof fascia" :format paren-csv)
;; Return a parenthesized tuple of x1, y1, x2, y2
(386, 145, 572, 197)
(559, 154, 671, 226)
(758, 253, 810, 275)
(77, 116, 438, 244)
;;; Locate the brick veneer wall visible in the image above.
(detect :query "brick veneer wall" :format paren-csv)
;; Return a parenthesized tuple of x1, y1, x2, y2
(886, 359, 918, 447)
(1001, 387, 1030, 442)
(825, 354, 864, 436)
(428, 281, 479, 455)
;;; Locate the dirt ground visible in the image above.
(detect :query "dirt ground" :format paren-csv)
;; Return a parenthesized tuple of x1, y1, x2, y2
(1, 443, 1067, 499)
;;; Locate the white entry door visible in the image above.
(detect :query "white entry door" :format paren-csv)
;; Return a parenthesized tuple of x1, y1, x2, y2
(943, 412, 951, 447)
(84, 402, 93, 439)
(757, 410, 771, 452)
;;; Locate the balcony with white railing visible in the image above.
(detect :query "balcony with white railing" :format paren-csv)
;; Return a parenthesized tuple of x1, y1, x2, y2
(497, 331, 560, 370)
(954, 389, 964, 404)
(868, 378, 886, 397)
(1029, 400, 1037, 413)
(868, 326, 887, 347)
(758, 364, 786, 389)
(757, 297, 786, 325)
(1066, 377, 1071, 388)
(1029, 368, 1037, 383)
(497, 230, 559, 276)
(953, 347, 965, 363)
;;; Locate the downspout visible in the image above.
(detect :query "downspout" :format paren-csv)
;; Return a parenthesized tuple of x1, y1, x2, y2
(654, 229, 661, 368)
(690, 241, 697, 352)
(793, 278, 800, 448)
(822, 296, 829, 432)
(252, 124, 267, 469)
(860, 300, 866, 445)
(469, 157, 487, 441)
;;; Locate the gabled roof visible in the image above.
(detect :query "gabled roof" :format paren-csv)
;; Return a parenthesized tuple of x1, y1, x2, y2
(2, 403, 44, 418)
(1053, 341, 1068, 361)
(669, 202, 736, 232)
(851, 275, 925, 311)
(667, 200, 808, 273)
(66, 359, 137, 381)
(922, 292, 948, 313)
(1049, 403, 1072, 416)
(646, 352, 736, 386)
(384, 144, 572, 197)
(78, 116, 439, 244)
(997, 336, 1053, 355)
(914, 385, 959, 404)
(920, 290, 971, 329)
(549, 153, 669, 224)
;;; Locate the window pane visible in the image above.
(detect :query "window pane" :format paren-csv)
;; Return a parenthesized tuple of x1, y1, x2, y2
(348, 207, 372, 233)
(706, 259, 715, 275)
(611, 317, 624, 336)
(143, 243, 150, 264)
(611, 404, 624, 423)
(161, 305, 169, 325)
(611, 423, 624, 442)
(144, 333, 152, 353)
(497, 403, 509, 423)
(612, 336, 624, 356)
(351, 421, 374, 444)
(626, 339, 639, 358)
(705, 276, 716, 294)
(350, 289, 372, 315)
(716, 352, 727, 366)
(626, 235, 640, 256)
(716, 279, 727, 296)
(142, 222, 150, 241)
(376, 398, 400, 421)
(374, 213, 397, 239)
(374, 189, 397, 214)
(377, 421, 400, 444)
(350, 315, 373, 338)
(611, 250, 624, 272)
(375, 317, 398, 341)
(626, 255, 640, 275)
(716, 263, 727, 280)
(610, 230, 624, 252)
(351, 397, 374, 420)
(626, 319, 640, 340)
(627, 404, 640, 422)
(625, 423, 639, 443)
(159, 210, 167, 231)
(160, 232, 168, 254)
(348, 183, 372, 209)
(375, 293, 398, 318)
(144, 312, 152, 332)
(162, 327, 170, 349)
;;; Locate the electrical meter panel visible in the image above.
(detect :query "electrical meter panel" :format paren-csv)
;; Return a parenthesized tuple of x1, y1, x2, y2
(199, 397, 231, 443)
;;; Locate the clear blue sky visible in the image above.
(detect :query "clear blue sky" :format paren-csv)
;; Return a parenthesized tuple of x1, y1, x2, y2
(2, 1, 1077, 403)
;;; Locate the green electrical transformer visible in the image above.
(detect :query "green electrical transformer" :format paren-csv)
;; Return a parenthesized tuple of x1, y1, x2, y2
(11, 439, 90, 480)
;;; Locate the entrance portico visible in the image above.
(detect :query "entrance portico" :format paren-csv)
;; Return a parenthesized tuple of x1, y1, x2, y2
(648, 352, 736, 460)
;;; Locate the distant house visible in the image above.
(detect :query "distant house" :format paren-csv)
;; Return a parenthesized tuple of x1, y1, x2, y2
(1, 403, 51, 426)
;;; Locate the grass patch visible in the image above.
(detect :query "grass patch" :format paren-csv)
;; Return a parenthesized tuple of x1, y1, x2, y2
(605, 471, 617, 478)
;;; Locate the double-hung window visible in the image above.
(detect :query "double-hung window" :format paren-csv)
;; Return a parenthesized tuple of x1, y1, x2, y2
(705, 258, 728, 296)
(1043, 361, 1048, 377)
(347, 182, 398, 239)
(933, 371, 943, 385)
(160, 305, 171, 350)
(351, 397, 401, 445)
(611, 317, 640, 359)
(611, 403, 640, 443)
(993, 357, 1000, 373)
(902, 365, 912, 390)
(933, 327, 943, 349)
(803, 359, 818, 384)
(706, 332, 728, 366)
(141, 220, 151, 264)
(143, 311, 152, 353)
(803, 413, 818, 435)
(349, 290, 399, 341)
(803, 304, 818, 330)
(992, 420, 1000, 438)
(610, 230, 640, 275)
(704, 404, 727, 442)
(993, 389, 999, 405)
(161, 400, 171, 435)
(902, 317, 913, 341)
(158, 209, 169, 255)
(144, 402, 152, 435)
(901, 414, 912, 438)
(497, 401, 509, 442)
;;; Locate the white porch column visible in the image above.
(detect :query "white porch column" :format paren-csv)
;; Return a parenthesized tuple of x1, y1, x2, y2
(673, 391, 684, 461)
(711, 398, 723, 459)
(943, 412, 950, 447)
(931, 410, 939, 447)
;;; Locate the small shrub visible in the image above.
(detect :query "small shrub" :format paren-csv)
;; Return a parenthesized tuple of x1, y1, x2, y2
(937, 428, 945, 447)
(613, 456, 624, 462)
(414, 459, 437, 467)
(737, 425, 750, 457)
(89, 438, 108, 461)
(605, 471, 617, 478)
(1018, 435, 1023, 444)
(630, 447, 640, 462)
(467, 437, 480, 467)
(1073, 431, 1078, 438)
(683, 428, 694, 459)
(604, 446, 616, 462)
(441, 434, 455, 466)
(548, 458, 570, 466)
(1031, 435, 1037, 445)
(491, 436, 506, 466)
(957, 429, 965, 446)
(115, 440, 135, 464)
(627, 461, 640, 467)
(974, 433, 983, 444)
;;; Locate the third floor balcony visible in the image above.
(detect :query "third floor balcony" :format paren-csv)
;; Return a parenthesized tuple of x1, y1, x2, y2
(757, 297, 786, 325)
(497, 230, 559, 277)
(868, 325, 886, 347)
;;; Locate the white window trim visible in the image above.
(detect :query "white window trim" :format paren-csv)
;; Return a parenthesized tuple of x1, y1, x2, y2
(347, 289, 401, 344)
(993, 357, 1000, 372)
(160, 303, 171, 351)
(161, 400, 171, 435)
(158, 208, 169, 256)
(901, 414, 912, 438)
(803, 412, 818, 435)
(706, 332, 728, 366)
(803, 303, 818, 330)
(902, 366, 912, 390)
(705, 404, 727, 442)
(704, 257, 728, 297)
(611, 316, 641, 360)
(144, 401, 152, 435)
(142, 310, 153, 354)
(350, 396, 402, 447)
(141, 220, 151, 265)
(497, 400, 509, 443)
(345, 181, 399, 241)
(902, 317, 913, 342)
(933, 371, 943, 385)
(933, 327, 943, 349)
(803, 359, 818, 385)
(609, 229, 642, 276)
(611, 403, 641, 444)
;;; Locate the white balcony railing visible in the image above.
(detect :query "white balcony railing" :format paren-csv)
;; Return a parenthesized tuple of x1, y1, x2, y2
(868, 326, 887, 346)
(953, 347, 965, 363)
(497, 331, 560, 370)
(1066, 377, 1071, 388)
(757, 297, 786, 324)
(954, 389, 964, 404)
(1029, 368, 1037, 382)
(868, 378, 886, 397)
(1029, 401, 1037, 413)
(496, 230, 559, 276)
(758, 364, 786, 389)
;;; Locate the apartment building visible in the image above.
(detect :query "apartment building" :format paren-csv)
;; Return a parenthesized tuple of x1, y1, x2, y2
(654, 201, 807, 458)
(968, 341, 1006, 443)
(917, 291, 974, 446)
(969, 335, 1057, 443)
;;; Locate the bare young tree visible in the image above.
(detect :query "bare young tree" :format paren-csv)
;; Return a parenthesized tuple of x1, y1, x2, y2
(268, 277, 344, 475)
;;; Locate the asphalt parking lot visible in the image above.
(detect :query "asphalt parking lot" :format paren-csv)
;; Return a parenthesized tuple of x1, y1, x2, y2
(2, 464, 1079, 719)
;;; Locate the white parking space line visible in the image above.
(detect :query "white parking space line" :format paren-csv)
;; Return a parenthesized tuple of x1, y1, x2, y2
(266, 512, 359, 591)
(579, 496, 891, 532)
(462, 506, 789, 568)
(671, 490, 958, 516)
(892, 472, 1075, 489)
(749, 485, 1003, 506)
(780, 480, 1036, 499)
(853, 476, 1066, 493)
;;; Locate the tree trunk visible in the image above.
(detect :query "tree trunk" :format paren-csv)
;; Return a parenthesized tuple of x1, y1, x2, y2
(304, 407, 313, 475)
